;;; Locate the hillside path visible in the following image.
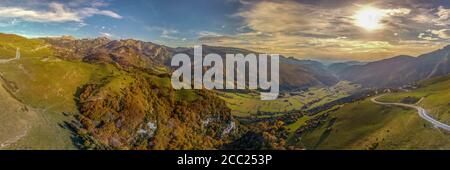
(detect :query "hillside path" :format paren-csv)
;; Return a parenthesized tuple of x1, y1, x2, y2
(0, 48, 20, 64)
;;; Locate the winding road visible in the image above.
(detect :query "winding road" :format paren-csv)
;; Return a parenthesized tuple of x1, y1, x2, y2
(371, 95, 450, 131)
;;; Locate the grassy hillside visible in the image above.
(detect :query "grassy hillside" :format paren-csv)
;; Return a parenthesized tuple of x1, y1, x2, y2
(0, 34, 118, 149)
(291, 99, 450, 150)
(291, 75, 450, 150)
(379, 75, 450, 124)
(0, 82, 38, 148)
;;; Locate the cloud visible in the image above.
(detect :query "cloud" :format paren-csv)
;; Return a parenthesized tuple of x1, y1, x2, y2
(418, 32, 439, 41)
(145, 26, 181, 40)
(198, 0, 447, 61)
(0, 18, 20, 27)
(430, 29, 450, 39)
(384, 8, 411, 15)
(161, 31, 179, 40)
(0, 2, 121, 23)
(433, 6, 450, 26)
(197, 31, 223, 37)
(100, 32, 114, 38)
(91, 1, 110, 7)
(78, 7, 122, 19)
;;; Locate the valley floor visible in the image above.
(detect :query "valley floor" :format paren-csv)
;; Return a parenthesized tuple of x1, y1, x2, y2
(221, 74, 450, 150)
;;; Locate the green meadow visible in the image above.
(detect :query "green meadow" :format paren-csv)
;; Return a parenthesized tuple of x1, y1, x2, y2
(220, 81, 360, 117)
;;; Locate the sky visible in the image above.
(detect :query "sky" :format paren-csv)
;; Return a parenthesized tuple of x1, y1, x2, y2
(1, 0, 450, 62)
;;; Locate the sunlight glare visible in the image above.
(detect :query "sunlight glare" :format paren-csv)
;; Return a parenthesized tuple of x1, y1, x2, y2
(354, 7, 386, 31)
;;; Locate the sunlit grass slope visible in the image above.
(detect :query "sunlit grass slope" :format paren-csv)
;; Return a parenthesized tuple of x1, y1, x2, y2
(380, 75, 450, 124)
(295, 75, 450, 150)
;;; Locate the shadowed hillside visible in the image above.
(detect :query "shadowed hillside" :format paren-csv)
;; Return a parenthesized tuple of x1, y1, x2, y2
(335, 46, 450, 88)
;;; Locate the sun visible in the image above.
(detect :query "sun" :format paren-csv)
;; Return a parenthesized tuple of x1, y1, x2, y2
(354, 7, 386, 31)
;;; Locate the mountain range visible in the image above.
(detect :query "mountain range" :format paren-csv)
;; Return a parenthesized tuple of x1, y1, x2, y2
(43, 35, 450, 90)
(44, 37, 339, 90)
(333, 46, 450, 87)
